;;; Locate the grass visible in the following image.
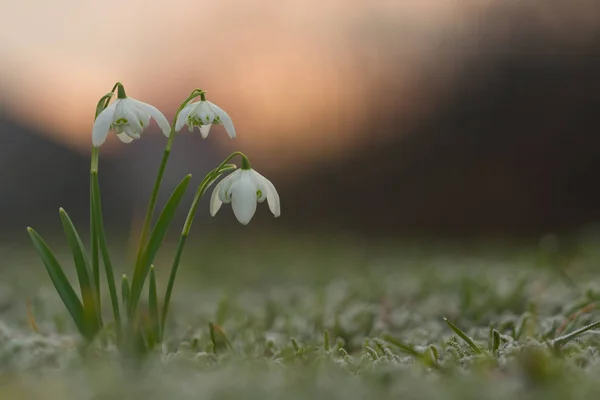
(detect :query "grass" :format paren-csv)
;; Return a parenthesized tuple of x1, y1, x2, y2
(3, 232, 600, 399)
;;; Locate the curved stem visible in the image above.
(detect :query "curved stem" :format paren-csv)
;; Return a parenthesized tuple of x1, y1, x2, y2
(134, 89, 205, 269)
(160, 161, 239, 336)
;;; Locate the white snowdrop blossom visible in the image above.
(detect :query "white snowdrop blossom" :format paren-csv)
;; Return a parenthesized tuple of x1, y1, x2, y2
(210, 168, 280, 225)
(92, 98, 171, 147)
(175, 100, 236, 139)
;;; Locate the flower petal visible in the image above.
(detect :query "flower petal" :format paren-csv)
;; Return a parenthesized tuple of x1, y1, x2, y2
(197, 102, 215, 125)
(210, 180, 224, 216)
(130, 98, 171, 137)
(175, 103, 194, 132)
(200, 124, 212, 139)
(116, 132, 134, 143)
(123, 106, 143, 139)
(92, 101, 118, 147)
(218, 169, 241, 203)
(230, 172, 258, 225)
(208, 101, 236, 138)
(250, 170, 281, 217)
(128, 99, 151, 129)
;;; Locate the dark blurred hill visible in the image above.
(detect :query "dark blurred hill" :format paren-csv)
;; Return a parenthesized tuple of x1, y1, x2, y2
(284, 12, 600, 237)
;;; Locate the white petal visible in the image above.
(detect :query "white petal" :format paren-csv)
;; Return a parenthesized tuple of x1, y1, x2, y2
(208, 101, 236, 138)
(129, 99, 151, 129)
(218, 169, 241, 203)
(175, 103, 194, 132)
(116, 132, 134, 143)
(250, 170, 281, 217)
(210, 180, 224, 216)
(130, 98, 171, 137)
(197, 102, 215, 125)
(92, 101, 118, 147)
(230, 172, 258, 225)
(200, 124, 212, 139)
(123, 106, 143, 139)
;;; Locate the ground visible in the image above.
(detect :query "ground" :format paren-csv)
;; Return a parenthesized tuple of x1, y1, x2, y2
(2, 232, 600, 399)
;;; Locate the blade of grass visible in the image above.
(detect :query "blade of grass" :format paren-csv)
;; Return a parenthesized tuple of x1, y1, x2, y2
(148, 265, 160, 342)
(443, 317, 483, 355)
(59, 208, 101, 336)
(129, 174, 191, 317)
(121, 274, 130, 310)
(323, 329, 330, 352)
(209, 322, 232, 354)
(91, 171, 121, 337)
(381, 334, 421, 358)
(27, 227, 86, 337)
(491, 329, 501, 354)
(552, 320, 600, 348)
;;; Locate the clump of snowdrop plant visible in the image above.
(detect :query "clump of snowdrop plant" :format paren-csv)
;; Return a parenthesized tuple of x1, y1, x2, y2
(27, 82, 280, 354)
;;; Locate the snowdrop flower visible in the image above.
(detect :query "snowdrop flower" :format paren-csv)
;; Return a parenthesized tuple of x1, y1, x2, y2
(210, 166, 280, 225)
(175, 97, 235, 139)
(92, 86, 171, 147)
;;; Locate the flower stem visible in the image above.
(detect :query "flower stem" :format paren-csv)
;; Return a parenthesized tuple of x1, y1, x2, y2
(91, 171, 122, 340)
(90, 147, 101, 325)
(159, 154, 244, 337)
(134, 89, 205, 268)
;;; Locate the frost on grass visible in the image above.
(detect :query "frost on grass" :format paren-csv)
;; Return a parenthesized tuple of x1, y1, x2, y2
(5, 252, 600, 399)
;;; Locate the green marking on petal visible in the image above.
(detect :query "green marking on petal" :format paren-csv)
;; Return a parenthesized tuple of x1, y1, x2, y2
(115, 118, 128, 124)
(256, 189, 262, 199)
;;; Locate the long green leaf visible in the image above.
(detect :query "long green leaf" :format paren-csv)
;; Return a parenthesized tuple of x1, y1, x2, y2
(553, 320, 600, 348)
(148, 265, 160, 343)
(27, 227, 86, 336)
(129, 174, 191, 315)
(59, 208, 101, 337)
(121, 274, 130, 310)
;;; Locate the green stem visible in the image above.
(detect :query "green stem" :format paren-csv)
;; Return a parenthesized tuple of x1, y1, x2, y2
(159, 235, 187, 336)
(159, 160, 240, 337)
(90, 147, 101, 326)
(92, 172, 122, 339)
(133, 89, 205, 274)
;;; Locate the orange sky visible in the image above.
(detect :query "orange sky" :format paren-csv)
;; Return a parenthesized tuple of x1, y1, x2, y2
(1, 0, 595, 168)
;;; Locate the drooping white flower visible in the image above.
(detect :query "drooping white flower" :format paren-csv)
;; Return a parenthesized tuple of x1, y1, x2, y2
(92, 97, 171, 147)
(210, 168, 280, 225)
(175, 100, 236, 139)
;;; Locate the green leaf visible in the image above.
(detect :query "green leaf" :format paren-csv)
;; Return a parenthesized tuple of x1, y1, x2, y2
(552, 320, 600, 348)
(148, 265, 160, 343)
(209, 322, 231, 353)
(121, 274, 130, 310)
(59, 208, 101, 338)
(443, 317, 483, 355)
(382, 334, 421, 357)
(27, 227, 86, 336)
(491, 329, 501, 354)
(129, 174, 191, 315)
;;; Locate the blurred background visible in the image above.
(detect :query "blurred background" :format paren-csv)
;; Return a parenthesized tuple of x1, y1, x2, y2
(1, 0, 600, 245)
